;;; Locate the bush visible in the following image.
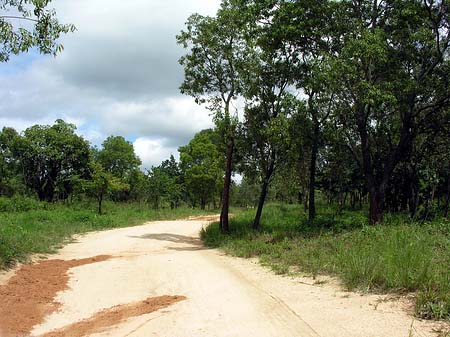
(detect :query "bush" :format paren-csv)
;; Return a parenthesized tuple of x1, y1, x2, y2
(0, 196, 45, 212)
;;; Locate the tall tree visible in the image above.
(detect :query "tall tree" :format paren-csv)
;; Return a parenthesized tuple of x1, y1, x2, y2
(274, 0, 336, 223)
(177, 1, 247, 232)
(330, 0, 450, 223)
(237, 1, 297, 229)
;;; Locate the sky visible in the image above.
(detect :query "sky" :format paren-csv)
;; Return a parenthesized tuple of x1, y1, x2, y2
(0, 0, 221, 170)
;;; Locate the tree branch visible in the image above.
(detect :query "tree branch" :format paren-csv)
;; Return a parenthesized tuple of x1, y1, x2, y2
(0, 15, 38, 23)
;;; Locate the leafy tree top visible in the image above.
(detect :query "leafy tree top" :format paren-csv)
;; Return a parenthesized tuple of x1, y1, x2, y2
(0, 0, 75, 62)
(98, 136, 141, 179)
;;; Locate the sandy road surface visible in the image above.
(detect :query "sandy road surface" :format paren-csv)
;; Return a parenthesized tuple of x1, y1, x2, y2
(1, 218, 440, 337)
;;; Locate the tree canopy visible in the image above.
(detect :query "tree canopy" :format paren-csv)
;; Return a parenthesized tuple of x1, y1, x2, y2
(178, 0, 450, 225)
(0, 0, 75, 62)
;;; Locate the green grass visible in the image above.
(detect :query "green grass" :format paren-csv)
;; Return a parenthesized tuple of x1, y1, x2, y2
(201, 203, 450, 320)
(0, 197, 215, 269)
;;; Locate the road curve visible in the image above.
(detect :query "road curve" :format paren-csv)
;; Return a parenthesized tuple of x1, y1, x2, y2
(17, 218, 438, 337)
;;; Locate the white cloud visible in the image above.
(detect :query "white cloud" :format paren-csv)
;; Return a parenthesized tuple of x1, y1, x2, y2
(0, 0, 222, 166)
(102, 97, 214, 142)
(134, 137, 179, 170)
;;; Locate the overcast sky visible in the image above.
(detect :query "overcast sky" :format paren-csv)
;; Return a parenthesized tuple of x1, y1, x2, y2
(0, 0, 221, 169)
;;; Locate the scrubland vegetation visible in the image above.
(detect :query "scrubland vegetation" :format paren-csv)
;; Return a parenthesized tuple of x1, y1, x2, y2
(1, 0, 450, 324)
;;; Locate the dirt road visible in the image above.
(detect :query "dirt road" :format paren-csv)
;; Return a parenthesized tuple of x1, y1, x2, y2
(0, 218, 440, 337)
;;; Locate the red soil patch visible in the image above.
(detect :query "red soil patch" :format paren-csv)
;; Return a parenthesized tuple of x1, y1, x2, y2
(40, 295, 186, 337)
(0, 255, 111, 337)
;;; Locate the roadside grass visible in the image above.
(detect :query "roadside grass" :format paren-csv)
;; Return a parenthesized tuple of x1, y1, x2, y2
(201, 203, 450, 320)
(0, 197, 216, 269)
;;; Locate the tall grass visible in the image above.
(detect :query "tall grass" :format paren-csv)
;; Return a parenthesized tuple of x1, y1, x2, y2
(201, 203, 450, 320)
(0, 197, 215, 269)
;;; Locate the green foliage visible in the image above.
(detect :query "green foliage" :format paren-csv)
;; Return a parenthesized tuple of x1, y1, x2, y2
(0, 0, 76, 62)
(177, 4, 246, 110)
(201, 204, 450, 320)
(0, 127, 24, 196)
(146, 165, 173, 209)
(97, 136, 141, 179)
(126, 168, 147, 201)
(143, 155, 183, 209)
(83, 162, 129, 214)
(0, 195, 45, 212)
(177, 2, 250, 230)
(18, 119, 90, 201)
(179, 129, 223, 209)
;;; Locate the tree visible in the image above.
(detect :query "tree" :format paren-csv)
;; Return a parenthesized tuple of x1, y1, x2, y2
(145, 155, 183, 209)
(279, 103, 312, 210)
(273, 0, 336, 223)
(0, 0, 75, 62)
(84, 162, 128, 214)
(97, 136, 141, 179)
(231, 177, 259, 208)
(239, 101, 293, 228)
(160, 155, 183, 208)
(329, 0, 450, 223)
(234, 1, 299, 229)
(19, 119, 90, 201)
(127, 168, 147, 202)
(0, 127, 24, 196)
(146, 165, 171, 209)
(179, 130, 223, 210)
(177, 1, 246, 232)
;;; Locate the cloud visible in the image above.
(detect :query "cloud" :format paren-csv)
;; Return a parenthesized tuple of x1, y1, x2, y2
(0, 0, 221, 165)
(133, 137, 179, 170)
(101, 97, 213, 143)
(48, 0, 220, 100)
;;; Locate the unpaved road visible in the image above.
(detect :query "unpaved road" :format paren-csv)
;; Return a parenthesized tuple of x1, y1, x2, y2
(0, 218, 441, 337)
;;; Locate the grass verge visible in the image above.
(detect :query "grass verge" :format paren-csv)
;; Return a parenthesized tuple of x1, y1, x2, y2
(0, 197, 215, 269)
(201, 203, 450, 320)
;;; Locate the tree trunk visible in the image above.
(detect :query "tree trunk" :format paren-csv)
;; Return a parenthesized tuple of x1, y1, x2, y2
(407, 167, 419, 219)
(98, 193, 103, 215)
(201, 198, 206, 210)
(444, 177, 450, 217)
(368, 186, 383, 224)
(253, 154, 275, 230)
(153, 196, 159, 209)
(220, 139, 234, 233)
(359, 191, 363, 209)
(304, 192, 308, 213)
(298, 191, 303, 205)
(350, 192, 356, 209)
(308, 123, 319, 223)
